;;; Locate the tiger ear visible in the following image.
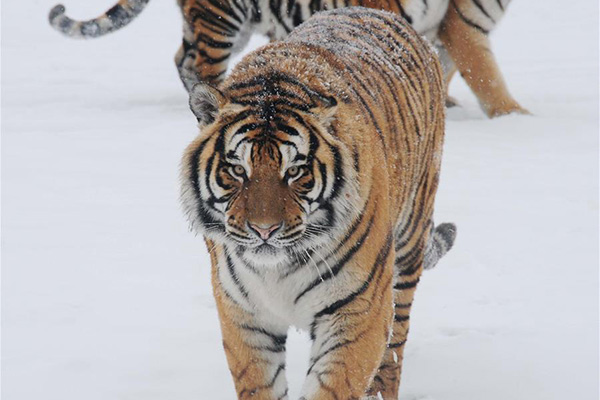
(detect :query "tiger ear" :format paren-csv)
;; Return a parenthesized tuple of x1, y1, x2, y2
(189, 83, 227, 126)
(312, 97, 338, 128)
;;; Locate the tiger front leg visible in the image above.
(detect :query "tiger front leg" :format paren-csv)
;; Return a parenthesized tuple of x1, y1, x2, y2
(434, 43, 460, 108)
(213, 282, 290, 399)
(176, 1, 250, 91)
(299, 261, 395, 399)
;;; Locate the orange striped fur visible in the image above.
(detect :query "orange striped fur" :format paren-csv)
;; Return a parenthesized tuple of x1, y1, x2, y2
(181, 8, 455, 399)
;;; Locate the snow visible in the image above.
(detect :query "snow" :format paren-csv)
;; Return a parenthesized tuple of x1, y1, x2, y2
(2, 1, 598, 399)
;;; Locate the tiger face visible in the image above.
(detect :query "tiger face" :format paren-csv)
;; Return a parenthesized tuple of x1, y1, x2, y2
(181, 83, 357, 268)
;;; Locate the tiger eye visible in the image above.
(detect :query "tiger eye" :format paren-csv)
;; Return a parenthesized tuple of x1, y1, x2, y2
(287, 166, 300, 178)
(233, 165, 246, 177)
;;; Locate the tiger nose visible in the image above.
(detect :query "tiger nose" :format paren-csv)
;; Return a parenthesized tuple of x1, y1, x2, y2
(248, 222, 282, 240)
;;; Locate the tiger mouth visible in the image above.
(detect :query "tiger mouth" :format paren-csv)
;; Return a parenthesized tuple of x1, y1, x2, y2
(223, 223, 314, 251)
(252, 242, 280, 254)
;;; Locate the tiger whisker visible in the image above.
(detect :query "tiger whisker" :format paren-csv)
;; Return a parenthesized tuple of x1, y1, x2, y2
(304, 249, 323, 282)
(313, 246, 335, 281)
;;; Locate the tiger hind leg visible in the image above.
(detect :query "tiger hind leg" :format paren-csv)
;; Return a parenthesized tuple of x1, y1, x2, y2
(366, 219, 456, 399)
(365, 233, 426, 399)
(439, 0, 529, 117)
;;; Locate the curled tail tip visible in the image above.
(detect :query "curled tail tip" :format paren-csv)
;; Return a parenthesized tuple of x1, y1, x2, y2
(48, 1, 149, 39)
(436, 222, 457, 250)
(49, 4, 66, 23)
(49, 4, 79, 37)
(423, 222, 457, 271)
(48, 4, 94, 39)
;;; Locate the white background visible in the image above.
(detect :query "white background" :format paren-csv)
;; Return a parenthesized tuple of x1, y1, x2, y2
(2, 0, 598, 399)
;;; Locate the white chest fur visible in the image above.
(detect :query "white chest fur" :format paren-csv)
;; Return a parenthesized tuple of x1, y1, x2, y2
(217, 247, 357, 330)
(248, 269, 316, 328)
(229, 259, 324, 329)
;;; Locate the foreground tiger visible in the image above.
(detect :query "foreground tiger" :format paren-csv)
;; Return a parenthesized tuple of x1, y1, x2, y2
(49, 0, 527, 117)
(180, 7, 456, 399)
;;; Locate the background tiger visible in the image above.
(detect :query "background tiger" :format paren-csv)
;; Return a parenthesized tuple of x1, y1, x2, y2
(49, 0, 527, 118)
(180, 7, 455, 399)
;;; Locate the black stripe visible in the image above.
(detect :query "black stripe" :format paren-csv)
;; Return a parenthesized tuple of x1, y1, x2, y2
(394, 314, 410, 323)
(395, 170, 431, 245)
(196, 48, 231, 65)
(307, 338, 354, 375)
(248, 344, 285, 352)
(393, 277, 420, 291)
(188, 139, 225, 230)
(398, 3, 413, 24)
(228, 230, 252, 241)
(230, 0, 249, 19)
(451, 0, 490, 34)
(314, 232, 393, 318)
(250, 0, 262, 22)
(226, 253, 249, 298)
(294, 213, 376, 303)
(388, 340, 406, 348)
(237, 363, 285, 397)
(106, 5, 129, 27)
(292, 5, 303, 26)
(395, 229, 428, 276)
(472, 0, 495, 22)
(190, 6, 238, 34)
(206, 0, 244, 24)
(196, 18, 236, 37)
(269, 0, 293, 33)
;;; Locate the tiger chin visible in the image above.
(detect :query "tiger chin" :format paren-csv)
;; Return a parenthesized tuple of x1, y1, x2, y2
(180, 8, 456, 400)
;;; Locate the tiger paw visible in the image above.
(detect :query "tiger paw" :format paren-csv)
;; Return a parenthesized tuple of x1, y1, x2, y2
(445, 95, 461, 108)
(485, 102, 531, 118)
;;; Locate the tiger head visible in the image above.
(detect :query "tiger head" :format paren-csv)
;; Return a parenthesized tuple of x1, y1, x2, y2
(181, 81, 359, 268)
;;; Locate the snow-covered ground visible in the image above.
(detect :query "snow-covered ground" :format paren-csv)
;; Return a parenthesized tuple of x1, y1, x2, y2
(2, 0, 598, 399)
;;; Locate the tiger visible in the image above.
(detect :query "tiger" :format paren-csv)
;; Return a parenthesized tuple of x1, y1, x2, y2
(49, 0, 528, 118)
(179, 7, 456, 399)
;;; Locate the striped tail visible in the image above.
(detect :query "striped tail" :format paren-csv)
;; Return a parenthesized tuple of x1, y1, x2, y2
(423, 222, 457, 270)
(48, 0, 150, 39)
